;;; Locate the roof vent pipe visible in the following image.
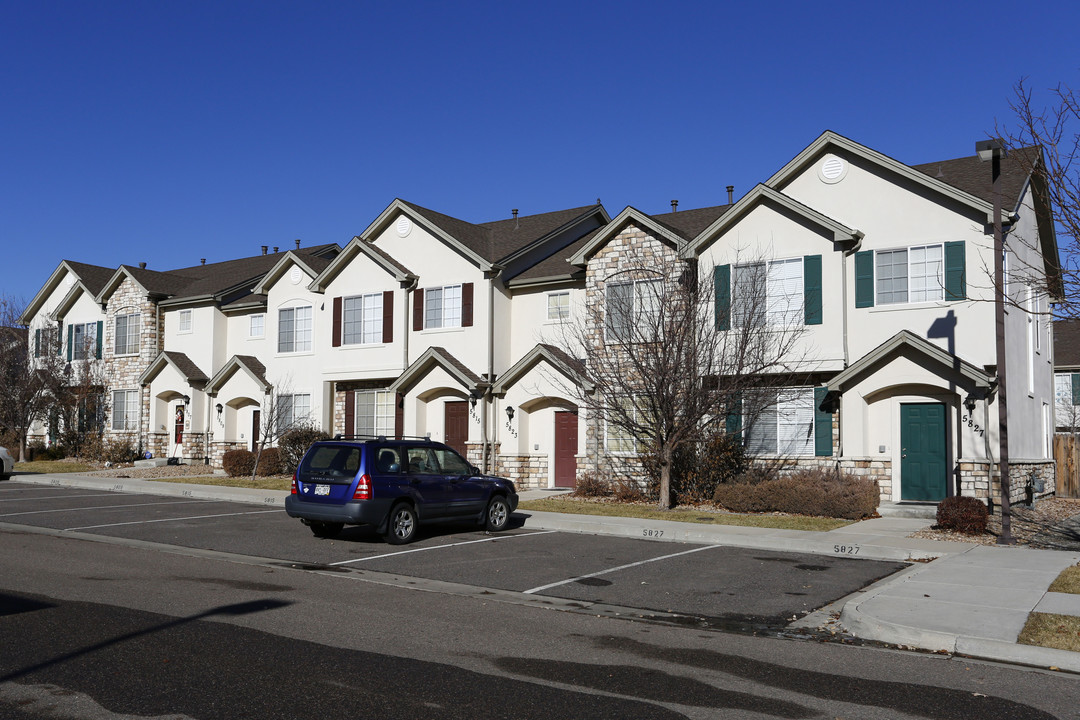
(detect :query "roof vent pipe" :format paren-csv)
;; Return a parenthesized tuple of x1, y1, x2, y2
(273, 246, 279, 253)
(295, 239, 301, 250)
(727, 185, 734, 204)
(512, 208, 519, 229)
(261, 246, 268, 255)
(139, 262, 146, 269)
(671, 200, 678, 212)
(201, 258, 206, 265)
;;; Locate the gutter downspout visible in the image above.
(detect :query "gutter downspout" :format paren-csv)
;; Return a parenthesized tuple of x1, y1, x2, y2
(484, 270, 499, 473)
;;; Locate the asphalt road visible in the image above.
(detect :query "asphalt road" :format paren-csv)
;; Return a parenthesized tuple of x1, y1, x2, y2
(0, 480, 1077, 719)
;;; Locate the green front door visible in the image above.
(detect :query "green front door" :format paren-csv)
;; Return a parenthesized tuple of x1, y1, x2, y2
(900, 403, 947, 501)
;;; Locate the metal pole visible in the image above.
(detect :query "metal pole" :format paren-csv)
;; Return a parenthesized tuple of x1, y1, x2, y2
(992, 149, 1013, 545)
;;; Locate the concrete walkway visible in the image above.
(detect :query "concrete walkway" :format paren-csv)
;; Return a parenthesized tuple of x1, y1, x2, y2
(10, 474, 1080, 673)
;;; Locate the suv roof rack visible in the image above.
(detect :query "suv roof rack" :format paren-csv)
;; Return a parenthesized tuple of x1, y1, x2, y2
(331, 434, 433, 442)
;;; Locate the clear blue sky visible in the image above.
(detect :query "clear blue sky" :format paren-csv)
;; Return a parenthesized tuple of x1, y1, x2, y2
(3, 0, 1078, 306)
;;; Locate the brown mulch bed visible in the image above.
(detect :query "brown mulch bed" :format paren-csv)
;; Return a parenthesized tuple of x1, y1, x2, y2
(911, 498, 1080, 549)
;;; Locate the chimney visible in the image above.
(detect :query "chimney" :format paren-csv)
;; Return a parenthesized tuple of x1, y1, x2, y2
(200, 258, 206, 265)
(727, 185, 734, 204)
(671, 199, 678, 212)
(273, 246, 279, 253)
(261, 246, 268, 255)
(138, 262, 146, 269)
(295, 239, 301, 250)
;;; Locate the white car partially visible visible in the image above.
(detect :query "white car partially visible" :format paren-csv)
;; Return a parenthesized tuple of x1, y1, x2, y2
(0, 446, 13, 480)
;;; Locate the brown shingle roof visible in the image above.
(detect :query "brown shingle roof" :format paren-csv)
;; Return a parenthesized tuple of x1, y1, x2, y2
(65, 261, 116, 297)
(1055, 319, 1080, 369)
(912, 146, 1040, 210)
(648, 204, 732, 241)
(162, 351, 209, 383)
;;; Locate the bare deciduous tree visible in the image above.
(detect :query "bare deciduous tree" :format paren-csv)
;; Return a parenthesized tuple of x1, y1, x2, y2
(0, 295, 68, 461)
(252, 378, 311, 481)
(996, 78, 1079, 314)
(548, 256, 809, 509)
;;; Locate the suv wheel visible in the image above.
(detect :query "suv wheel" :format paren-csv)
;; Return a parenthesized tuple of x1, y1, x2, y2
(485, 495, 511, 532)
(385, 503, 418, 545)
(309, 521, 343, 539)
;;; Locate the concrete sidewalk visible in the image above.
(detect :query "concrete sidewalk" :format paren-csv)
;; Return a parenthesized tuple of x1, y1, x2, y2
(10, 474, 1080, 673)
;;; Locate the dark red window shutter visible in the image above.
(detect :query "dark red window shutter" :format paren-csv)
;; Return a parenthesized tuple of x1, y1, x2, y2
(382, 290, 394, 343)
(461, 282, 474, 327)
(343, 389, 355, 437)
(332, 297, 342, 347)
(413, 289, 424, 331)
(395, 392, 404, 439)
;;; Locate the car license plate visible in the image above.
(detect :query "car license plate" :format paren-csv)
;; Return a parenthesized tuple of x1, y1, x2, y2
(314, 484, 330, 496)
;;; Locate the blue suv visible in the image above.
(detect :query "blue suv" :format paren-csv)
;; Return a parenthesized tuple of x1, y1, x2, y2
(285, 436, 518, 544)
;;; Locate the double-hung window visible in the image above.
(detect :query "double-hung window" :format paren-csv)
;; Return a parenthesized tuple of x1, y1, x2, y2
(733, 258, 804, 326)
(547, 292, 570, 321)
(354, 390, 395, 436)
(425, 285, 462, 329)
(177, 310, 192, 334)
(249, 314, 264, 338)
(746, 388, 815, 456)
(605, 280, 660, 342)
(72, 322, 97, 360)
(276, 393, 311, 429)
(875, 244, 943, 304)
(111, 389, 139, 431)
(605, 397, 640, 453)
(278, 306, 313, 353)
(343, 294, 383, 345)
(114, 313, 140, 355)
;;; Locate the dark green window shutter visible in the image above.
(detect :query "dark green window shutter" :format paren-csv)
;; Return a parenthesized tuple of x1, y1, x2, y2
(1072, 374, 1080, 405)
(57, 322, 63, 355)
(96, 321, 103, 359)
(814, 386, 833, 457)
(944, 241, 966, 300)
(714, 264, 731, 331)
(34, 329, 40, 358)
(726, 393, 742, 442)
(804, 254, 822, 325)
(66, 325, 73, 361)
(855, 251, 874, 308)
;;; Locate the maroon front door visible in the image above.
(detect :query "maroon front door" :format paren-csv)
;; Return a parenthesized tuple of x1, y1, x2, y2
(554, 411, 578, 488)
(444, 401, 468, 457)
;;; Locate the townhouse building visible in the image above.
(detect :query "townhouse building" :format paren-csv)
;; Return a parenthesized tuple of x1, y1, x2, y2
(21, 130, 1060, 506)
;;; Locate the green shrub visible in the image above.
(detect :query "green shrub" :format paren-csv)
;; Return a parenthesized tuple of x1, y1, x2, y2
(278, 426, 331, 474)
(222, 449, 257, 478)
(713, 468, 879, 520)
(936, 495, 989, 534)
(255, 447, 284, 476)
(572, 470, 612, 498)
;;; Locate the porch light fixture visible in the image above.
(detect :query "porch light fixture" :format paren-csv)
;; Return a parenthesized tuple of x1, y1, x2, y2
(182, 395, 190, 406)
(469, 395, 477, 409)
(964, 395, 977, 413)
(216, 403, 223, 416)
(977, 137, 1012, 545)
(505, 406, 515, 421)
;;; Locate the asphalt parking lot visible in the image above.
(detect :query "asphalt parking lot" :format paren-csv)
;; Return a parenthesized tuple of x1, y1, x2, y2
(0, 481, 906, 628)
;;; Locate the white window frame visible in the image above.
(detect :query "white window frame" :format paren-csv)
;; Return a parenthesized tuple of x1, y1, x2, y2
(249, 314, 265, 339)
(114, 313, 140, 356)
(605, 279, 660, 343)
(546, 291, 570, 322)
(72, 321, 97, 361)
(276, 393, 312, 430)
(745, 387, 815, 457)
(733, 257, 804, 327)
(277, 305, 313, 354)
(875, 244, 944, 305)
(354, 390, 395, 436)
(177, 309, 192, 335)
(424, 284, 462, 330)
(111, 389, 139, 431)
(604, 397, 640, 454)
(343, 293, 384, 345)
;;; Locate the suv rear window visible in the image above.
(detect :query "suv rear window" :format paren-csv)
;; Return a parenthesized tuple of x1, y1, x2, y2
(299, 445, 362, 483)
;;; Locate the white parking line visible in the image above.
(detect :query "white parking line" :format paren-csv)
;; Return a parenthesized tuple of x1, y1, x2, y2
(523, 544, 720, 594)
(0, 499, 209, 518)
(0, 493, 119, 503)
(329, 530, 559, 566)
(65, 509, 280, 531)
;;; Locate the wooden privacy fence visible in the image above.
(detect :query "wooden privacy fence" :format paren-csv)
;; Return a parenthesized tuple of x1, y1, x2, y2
(1054, 434, 1080, 498)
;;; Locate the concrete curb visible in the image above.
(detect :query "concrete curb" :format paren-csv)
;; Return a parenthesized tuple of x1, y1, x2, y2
(11, 473, 290, 508)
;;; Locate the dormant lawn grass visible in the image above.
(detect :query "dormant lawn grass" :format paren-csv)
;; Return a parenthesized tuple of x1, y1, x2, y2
(518, 496, 852, 532)
(1018, 613, 1080, 653)
(1048, 565, 1080, 595)
(13, 460, 96, 474)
